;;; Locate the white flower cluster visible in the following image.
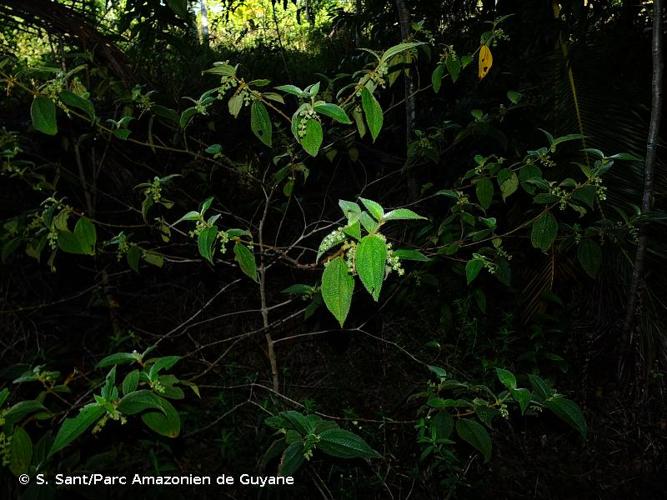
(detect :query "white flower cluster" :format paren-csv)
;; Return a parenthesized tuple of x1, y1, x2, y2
(0, 432, 10, 466)
(297, 108, 320, 138)
(218, 230, 230, 254)
(146, 177, 162, 203)
(92, 407, 127, 435)
(385, 244, 404, 277)
(218, 75, 238, 96)
(318, 228, 346, 258)
(550, 185, 570, 211)
(591, 176, 607, 201)
(456, 191, 470, 207)
(343, 240, 357, 274)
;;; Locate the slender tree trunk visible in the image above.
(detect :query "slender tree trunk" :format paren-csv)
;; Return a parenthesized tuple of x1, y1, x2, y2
(394, 0, 417, 199)
(199, 0, 209, 47)
(355, 0, 362, 46)
(620, 0, 663, 377)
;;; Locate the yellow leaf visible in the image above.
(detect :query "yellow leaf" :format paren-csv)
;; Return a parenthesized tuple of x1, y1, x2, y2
(478, 45, 493, 80)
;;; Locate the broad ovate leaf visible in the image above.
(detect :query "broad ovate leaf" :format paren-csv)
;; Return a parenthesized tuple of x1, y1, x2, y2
(355, 235, 387, 301)
(321, 256, 354, 327)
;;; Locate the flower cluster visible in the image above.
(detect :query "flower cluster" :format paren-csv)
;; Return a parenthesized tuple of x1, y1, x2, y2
(42, 74, 66, 99)
(145, 177, 162, 204)
(0, 432, 11, 467)
(318, 228, 346, 257)
(491, 28, 509, 45)
(92, 407, 127, 435)
(590, 176, 607, 201)
(296, 108, 320, 138)
(69, 77, 89, 98)
(218, 230, 230, 254)
(115, 233, 130, 261)
(218, 75, 238, 96)
(456, 191, 470, 207)
(385, 244, 405, 277)
(537, 152, 556, 168)
(550, 185, 571, 211)
(343, 240, 357, 274)
(188, 218, 211, 238)
(131, 85, 154, 112)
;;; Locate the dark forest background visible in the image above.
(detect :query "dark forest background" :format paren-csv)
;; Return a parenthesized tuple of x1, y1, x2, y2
(0, 0, 665, 498)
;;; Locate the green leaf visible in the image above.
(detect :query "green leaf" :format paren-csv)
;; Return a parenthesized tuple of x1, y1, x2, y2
(31, 97, 57, 135)
(280, 410, 313, 435)
(127, 245, 141, 272)
(356, 235, 387, 301)
(275, 84, 304, 97)
(321, 256, 354, 327)
(118, 390, 168, 416)
(9, 427, 32, 476)
(278, 441, 305, 476)
(301, 119, 323, 157)
(57, 231, 83, 254)
(531, 211, 558, 251)
(57, 217, 96, 255)
(527, 374, 553, 400)
(497, 168, 519, 201)
(465, 258, 484, 285)
(383, 208, 426, 221)
(250, 101, 272, 147)
(381, 41, 423, 62)
(179, 107, 197, 129)
(545, 396, 587, 439)
(577, 239, 601, 278)
(122, 370, 140, 395)
(4, 401, 48, 428)
(147, 355, 181, 375)
(507, 90, 523, 104)
(281, 284, 316, 296)
(495, 368, 517, 390)
(339, 200, 362, 220)
(228, 94, 243, 117)
(0, 388, 9, 407)
(432, 412, 454, 440)
(313, 103, 352, 124)
(59, 91, 95, 121)
(318, 428, 381, 459)
(393, 249, 429, 261)
(74, 217, 96, 255)
(141, 397, 181, 438)
(233, 242, 258, 282)
(198, 226, 218, 264)
(359, 198, 384, 221)
(352, 106, 366, 137)
(511, 388, 531, 415)
(49, 404, 105, 456)
(446, 57, 461, 82)
(96, 352, 140, 368)
(456, 418, 492, 462)
(343, 221, 362, 241)
(143, 251, 164, 268)
(475, 178, 494, 210)
(361, 87, 383, 142)
(359, 212, 378, 233)
(431, 64, 445, 93)
(427, 398, 470, 409)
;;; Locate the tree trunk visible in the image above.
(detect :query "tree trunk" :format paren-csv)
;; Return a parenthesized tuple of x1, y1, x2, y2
(199, 0, 209, 47)
(394, 0, 417, 199)
(620, 0, 663, 378)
